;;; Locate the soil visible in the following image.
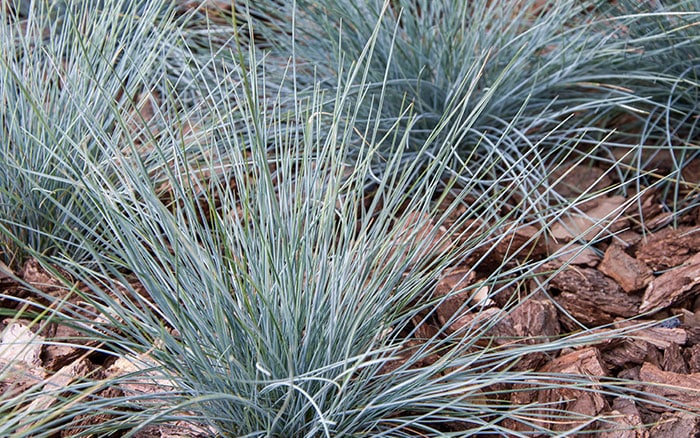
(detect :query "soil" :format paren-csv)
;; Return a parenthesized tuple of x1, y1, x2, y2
(2, 157, 700, 436)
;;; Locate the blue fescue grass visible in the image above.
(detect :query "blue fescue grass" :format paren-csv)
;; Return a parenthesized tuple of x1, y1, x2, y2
(1, 0, 698, 436)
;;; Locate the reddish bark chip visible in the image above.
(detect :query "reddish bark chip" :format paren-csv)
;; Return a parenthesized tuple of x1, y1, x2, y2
(40, 323, 97, 371)
(20, 258, 64, 291)
(684, 344, 700, 373)
(492, 224, 548, 259)
(434, 267, 477, 327)
(662, 343, 688, 374)
(507, 347, 609, 434)
(598, 398, 647, 438)
(550, 196, 629, 242)
(599, 244, 653, 293)
(639, 362, 700, 411)
(549, 243, 601, 267)
(636, 226, 700, 271)
(640, 252, 700, 313)
(491, 298, 561, 343)
(648, 412, 699, 436)
(549, 162, 613, 199)
(601, 338, 656, 369)
(487, 298, 561, 370)
(613, 319, 688, 349)
(550, 267, 640, 327)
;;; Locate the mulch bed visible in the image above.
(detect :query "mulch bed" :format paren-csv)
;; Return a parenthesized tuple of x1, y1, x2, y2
(1, 160, 699, 436)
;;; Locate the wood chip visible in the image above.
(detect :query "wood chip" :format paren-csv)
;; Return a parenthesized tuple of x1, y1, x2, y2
(636, 226, 700, 271)
(20, 258, 63, 291)
(550, 195, 629, 242)
(662, 343, 688, 374)
(679, 308, 700, 345)
(601, 338, 655, 368)
(550, 243, 601, 267)
(613, 320, 688, 350)
(445, 307, 501, 336)
(491, 298, 560, 344)
(549, 162, 613, 199)
(648, 412, 700, 436)
(390, 212, 453, 266)
(40, 323, 96, 371)
(599, 244, 653, 293)
(18, 358, 92, 435)
(612, 230, 644, 248)
(106, 351, 175, 399)
(598, 397, 647, 438)
(684, 344, 700, 373)
(488, 299, 561, 370)
(639, 362, 700, 411)
(0, 320, 43, 366)
(641, 251, 700, 312)
(434, 267, 476, 326)
(509, 347, 609, 433)
(551, 267, 640, 327)
(492, 224, 547, 259)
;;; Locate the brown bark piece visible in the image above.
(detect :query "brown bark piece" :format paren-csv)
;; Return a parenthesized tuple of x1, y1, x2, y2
(20, 258, 64, 292)
(445, 307, 501, 336)
(662, 342, 688, 374)
(59, 377, 123, 437)
(488, 299, 561, 370)
(493, 224, 547, 259)
(509, 347, 609, 433)
(639, 362, 700, 411)
(492, 298, 561, 343)
(550, 195, 629, 242)
(599, 244, 653, 293)
(549, 162, 613, 199)
(601, 338, 655, 368)
(378, 339, 440, 374)
(648, 412, 700, 437)
(599, 398, 648, 438)
(434, 268, 486, 327)
(0, 363, 47, 406)
(391, 212, 453, 266)
(40, 323, 97, 371)
(613, 320, 688, 349)
(551, 267, 640, 327)
(105, 353, 176, 400)
(550, 243, 601, 267)
(132, 422, 213, 438)
(541, 346, 608, 375)
(613, 230, 644, 248)
(636, 226, 700, 271)
(635, 327, 687, 350)
(684, 344, 700, 373)
(640, 251, 700, 313)
(680, 308, 700, 345)
(636, 190, 666, 229)
(17, 358, 93, 435)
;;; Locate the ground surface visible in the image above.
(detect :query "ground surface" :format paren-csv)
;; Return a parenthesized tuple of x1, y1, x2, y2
(1, 159, 699, 436)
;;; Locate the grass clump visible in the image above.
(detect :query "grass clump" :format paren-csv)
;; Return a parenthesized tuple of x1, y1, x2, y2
(247, 0, 699, 219)
(0, 0, 179, 266)
(0, 0, 698, 436)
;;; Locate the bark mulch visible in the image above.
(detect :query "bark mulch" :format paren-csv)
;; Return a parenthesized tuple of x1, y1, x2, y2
(1, 164, 699, 436)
